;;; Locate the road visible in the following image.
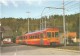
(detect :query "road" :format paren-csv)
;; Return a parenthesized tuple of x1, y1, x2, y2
(1, 45, 80, 56)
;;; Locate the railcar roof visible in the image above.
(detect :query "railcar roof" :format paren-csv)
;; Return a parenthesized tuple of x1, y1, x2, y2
(25, 30, 44, 35)
(25, 27, 59, 35)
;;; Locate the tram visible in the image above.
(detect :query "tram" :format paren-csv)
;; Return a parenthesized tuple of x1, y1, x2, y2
(16, 28, 60, 46)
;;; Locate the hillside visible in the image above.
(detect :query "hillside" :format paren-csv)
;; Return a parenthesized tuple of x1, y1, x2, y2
(0, 13, 79, 38)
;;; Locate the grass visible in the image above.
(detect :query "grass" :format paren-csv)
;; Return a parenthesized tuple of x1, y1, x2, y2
(56, 42, 80, 51)
(57, 46, 80, 51)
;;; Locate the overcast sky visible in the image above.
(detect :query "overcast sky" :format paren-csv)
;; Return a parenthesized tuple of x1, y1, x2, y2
(0, 0, 80, 18)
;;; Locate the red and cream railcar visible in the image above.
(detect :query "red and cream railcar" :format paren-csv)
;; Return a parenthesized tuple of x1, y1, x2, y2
(16, 28, 60, 46)
(16, 36, 26, 44)
(16, 36, 22, 44)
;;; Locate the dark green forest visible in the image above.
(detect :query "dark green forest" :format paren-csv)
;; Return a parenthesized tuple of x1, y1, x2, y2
(0, 13, 79, 38)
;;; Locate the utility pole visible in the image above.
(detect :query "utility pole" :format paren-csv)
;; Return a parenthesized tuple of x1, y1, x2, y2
(63, 0, 66, 46)
(66, 23, 68, 44)
(41, 7, 50, 30)
(45, 18, 47, 29)
(79, 6, 80, 48)
(0, 21, 1, 45)
(0, 21, 1, 26)
(40, 19, 42, 30)
(54, 19, 56, 27)
(41, 8, 46, 30)
(0, 21, 3, 45)
(26, 12, 30, 33)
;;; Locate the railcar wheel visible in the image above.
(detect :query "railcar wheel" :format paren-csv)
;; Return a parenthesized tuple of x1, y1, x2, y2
(50, 42, 57, 47)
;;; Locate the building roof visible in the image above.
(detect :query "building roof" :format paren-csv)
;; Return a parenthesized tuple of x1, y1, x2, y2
(0, 26, 13, 37)
(3, 26, 12, 31)
(0, 26, 5, 32)
(0, 26, 12, 31)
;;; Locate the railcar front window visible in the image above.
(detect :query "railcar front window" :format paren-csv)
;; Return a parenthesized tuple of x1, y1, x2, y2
(55, 32, 59, 37)
(47, 32, 51, 38)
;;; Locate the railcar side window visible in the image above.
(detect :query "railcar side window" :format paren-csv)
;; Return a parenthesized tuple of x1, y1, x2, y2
(30, 36, 31, 39)
(26, 36, 27, 39)
(40, 33, 43, 38)
(55, 32, 59, 37)
(23, 37, 25, 39)
(29, 36, 30, 39)
(33, 36, 34, 39)
(20, 37, 22, 40)
(52, 32, 54, 37)
(37, 35, 39, 38)
(30, 36, 33, 39)
(16, 37, 19, 40)
(47, 32, 51, 38)
(35, 35, 37, 39)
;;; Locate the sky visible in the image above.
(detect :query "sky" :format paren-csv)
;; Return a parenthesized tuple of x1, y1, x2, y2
(0, 0, 80, 18)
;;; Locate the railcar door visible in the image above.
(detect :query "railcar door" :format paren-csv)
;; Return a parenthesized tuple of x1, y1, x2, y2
(40, 33, 44, 45)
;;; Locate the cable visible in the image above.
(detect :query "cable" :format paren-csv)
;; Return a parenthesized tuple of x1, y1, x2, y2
(65, 2, 79, 8)
(64, 1, 79, 10)
(66, 3, 79, 11)
(67, 7, 79, 11)
(64, 1, 74, 6)
(65, 7, 79, 15)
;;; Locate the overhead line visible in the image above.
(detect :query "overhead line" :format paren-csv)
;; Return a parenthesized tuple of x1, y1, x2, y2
(64, 1, 74, 6)
(66, 3, 79, 10)
(65, 2, 79, 8)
